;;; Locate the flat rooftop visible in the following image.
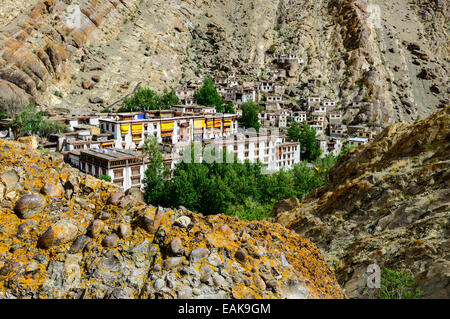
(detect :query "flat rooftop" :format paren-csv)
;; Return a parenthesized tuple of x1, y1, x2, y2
(80, 148, 143, 161)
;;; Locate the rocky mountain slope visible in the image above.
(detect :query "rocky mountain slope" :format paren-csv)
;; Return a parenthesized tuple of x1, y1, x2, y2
(274, 106, 449, 298)
(0, 139, 345, 299)
(0, 0, 448, 123)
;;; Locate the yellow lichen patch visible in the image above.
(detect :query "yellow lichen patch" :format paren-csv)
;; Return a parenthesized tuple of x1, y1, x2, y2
(0, 139, 346, 299)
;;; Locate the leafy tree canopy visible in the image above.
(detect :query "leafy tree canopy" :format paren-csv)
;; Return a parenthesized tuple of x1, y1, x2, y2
(144, 142, 337, 220)
(238, 102, 262, 132)
(9, 103, 68, 139)
(194, 78, 224, 111)
(120, 87, 180, 112)
(288, 122, 321, 161)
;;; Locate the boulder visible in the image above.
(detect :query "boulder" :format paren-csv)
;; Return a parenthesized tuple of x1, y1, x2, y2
(174, 216, 191, 228)
(87, 219, 104, 238)
(102, 234, 119, 248)
(40, 183, 63, 198)
(125, 188, 145, 203)
(38, 220, 78, 249)
(69, 235, 91, 254)
(170, 237, 182, 255)
(163, 257, 185, 269)
(235, 248, 248, 263)
(14, 194, 46, 219)
(17, 136, 38, 149)
(190, 248, 210, 263)
(118, 223, 131, 239)
(0, 170, 19, 188)
(108, 192, 124, 205)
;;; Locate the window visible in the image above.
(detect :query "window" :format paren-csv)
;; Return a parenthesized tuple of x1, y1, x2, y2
(131, 177, 141, 185)
(131, 167, 140, 176)
(114, 169, 123, 178)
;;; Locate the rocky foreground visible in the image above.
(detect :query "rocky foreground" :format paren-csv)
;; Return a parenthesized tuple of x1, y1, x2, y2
(274, 106, 449, 298)
(0, 139, 345, 299)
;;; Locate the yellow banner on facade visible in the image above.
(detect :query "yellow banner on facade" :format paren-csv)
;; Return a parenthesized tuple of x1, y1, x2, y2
(214, 119, 222, 128)
(193, 120, 204, 129)
(120, 124, 130, 133)
(161, 122, 174, 131)
(131, 124, 143, 132)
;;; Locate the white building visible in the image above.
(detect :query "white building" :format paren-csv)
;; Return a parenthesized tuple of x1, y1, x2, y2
(79, 148, 148, 191)
(276, 54, 304, 65)
(99, 112, 239, 150)
(322, 100, 336, 107)
(292, 111, 307, 123)
(259, 81, 275, 93)
(211, 134, 301, 171)
(348, 137, 369, 147)
(307, 96, 322, 106)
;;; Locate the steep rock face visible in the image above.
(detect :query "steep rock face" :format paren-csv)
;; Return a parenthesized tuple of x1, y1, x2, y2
(0, 139, 344, 299)
(0, 0, 447, 122)
(274, 106, 450, 298)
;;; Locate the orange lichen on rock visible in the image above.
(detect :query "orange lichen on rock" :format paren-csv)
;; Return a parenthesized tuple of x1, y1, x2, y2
(0, 139, 345, 299)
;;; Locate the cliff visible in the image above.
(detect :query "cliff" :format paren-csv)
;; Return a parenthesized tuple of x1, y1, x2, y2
(0, 0, 448, 123)
(274, 106, 449, 298)
(0, 139, 344, 299)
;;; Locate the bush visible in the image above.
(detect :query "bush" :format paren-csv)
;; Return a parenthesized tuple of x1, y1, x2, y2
(340, 144, 356, 157)
(144, 142, 334, 218)
(120, 87, 179, 112)
(379, 268, 423, 299)
(287, 122, 321, 162)
(99, 175, 112, 182)
(8, 103, 68, 138)
(267, 44, 277, 55)
(194, 78, 224, 111)
(0, 103, 6, 120)
(238, 102, 262, 132)
(38, 119, 69, 138)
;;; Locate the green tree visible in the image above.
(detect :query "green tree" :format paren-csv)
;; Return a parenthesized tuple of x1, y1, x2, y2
(224, 103, 235, 114)
(120, 87, 179, 112)
(99, 175, 112, 182)
(160, 89, 180, 109)
(339, 144, 356, 157)
(288, 123, 321, 161)
(0, 103, 6, 120)
(122, 87, 161, 111)
(238, 102, 262, 132)
(287, 122, 301, 141)
(194, 78, 224, 111)
(379, 268, 424, 299)
(142, 136, 170, 204)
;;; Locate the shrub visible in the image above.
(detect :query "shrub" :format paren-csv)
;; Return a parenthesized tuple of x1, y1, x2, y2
(194, 78, 223, 111)
(99, 175, 112, 182)
(8, 103, 68, 138)
(120, 87, 179, 112)
(238, 102, 262, 132)
(379, 268, 423, 299)
(267, 44, 277, 55)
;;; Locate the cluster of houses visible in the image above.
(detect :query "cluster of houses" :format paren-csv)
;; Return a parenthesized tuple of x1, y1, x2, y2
(5, 104, 301, 191)
(0, 53, 380, 191)
(174, 52, 379, 159)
